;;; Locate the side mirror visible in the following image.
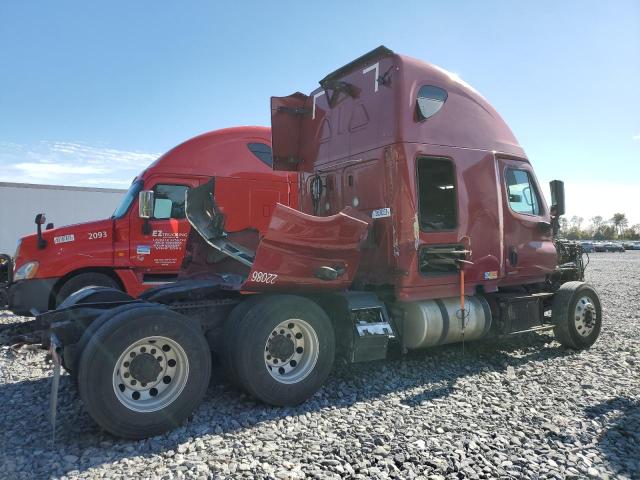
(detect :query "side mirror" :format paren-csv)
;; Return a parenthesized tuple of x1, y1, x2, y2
(34, 213, 47, 249)
(549, 180, 565, 216)
(138, 191, 154, 219)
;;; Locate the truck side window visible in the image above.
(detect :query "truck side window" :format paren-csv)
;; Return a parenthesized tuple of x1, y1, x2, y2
(416, 85, 447, 121)
(505, 169, 541, 216)
(152, 184, 189, 219)
(248, 143, 273, 167)
(417, 157, 457, 231)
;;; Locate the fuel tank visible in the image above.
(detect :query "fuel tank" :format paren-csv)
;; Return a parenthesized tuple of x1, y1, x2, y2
(399, 296, 492, 349)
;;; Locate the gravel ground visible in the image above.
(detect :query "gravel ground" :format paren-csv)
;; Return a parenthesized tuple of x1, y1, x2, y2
(0, 252, 638, 480)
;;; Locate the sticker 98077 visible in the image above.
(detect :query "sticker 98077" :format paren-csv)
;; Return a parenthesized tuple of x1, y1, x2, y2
(250, 271, 278, 284)
(88, 231, 108, 240)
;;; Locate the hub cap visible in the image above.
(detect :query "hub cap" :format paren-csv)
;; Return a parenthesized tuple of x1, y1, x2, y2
(574, 296, 597, 337)
(264, 319, 319, 384)
(112, 336, 188, 412)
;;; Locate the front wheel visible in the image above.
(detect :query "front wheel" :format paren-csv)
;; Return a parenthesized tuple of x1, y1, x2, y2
(77, 306, 211, 439)
(552, 281, 602, 350)
(56, 272, 121, 307)
(226, 295, 335, 406)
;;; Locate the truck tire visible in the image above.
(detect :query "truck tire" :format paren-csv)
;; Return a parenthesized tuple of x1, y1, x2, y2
(56, 272, 121, 307)
(229, 295, 335, 406)
(552, 281, 602, 350)
(59, 286, 135, 377)
(220, 294, 266, 388)
(67, 302, 153, 378)
(77, 305, 211, 439)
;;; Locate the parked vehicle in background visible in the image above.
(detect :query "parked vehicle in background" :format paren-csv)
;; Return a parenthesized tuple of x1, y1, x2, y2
(5, 127, 297, 315)
(603, 242, 625, 252)
(593, 242, 607, 252)
(622, 241, 640, 250)
(580, 241, 594, 253)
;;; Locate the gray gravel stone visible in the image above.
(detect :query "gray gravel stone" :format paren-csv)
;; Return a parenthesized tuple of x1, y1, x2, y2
(0, 252, 639, 479)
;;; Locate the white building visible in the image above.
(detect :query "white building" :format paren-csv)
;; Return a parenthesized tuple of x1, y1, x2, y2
(0, 182, 126, 254)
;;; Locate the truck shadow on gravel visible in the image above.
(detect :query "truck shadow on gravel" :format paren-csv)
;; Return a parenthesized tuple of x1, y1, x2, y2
(0, 332, 580, 477)
(583, 397, 640, 477)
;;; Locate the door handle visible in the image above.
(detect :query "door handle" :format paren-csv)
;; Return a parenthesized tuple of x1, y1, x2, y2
(508, 247, 518, 266)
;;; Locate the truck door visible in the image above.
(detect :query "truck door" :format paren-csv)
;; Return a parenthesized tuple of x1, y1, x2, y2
(498, 158, 556, 281)
(129, 178, 200, 282)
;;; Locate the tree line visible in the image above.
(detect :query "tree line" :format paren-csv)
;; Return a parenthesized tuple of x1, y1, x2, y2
(560, 213, 640, 240)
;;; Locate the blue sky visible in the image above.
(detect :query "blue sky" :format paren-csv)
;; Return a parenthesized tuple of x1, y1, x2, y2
(1, 1, 638, 224)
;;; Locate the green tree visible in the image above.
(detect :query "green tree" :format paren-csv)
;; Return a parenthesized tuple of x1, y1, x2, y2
(611, 213, 628, 238)
(622, 228, 640, 240)
(602, 224, 616, 240)
(590, 216, 604, 238)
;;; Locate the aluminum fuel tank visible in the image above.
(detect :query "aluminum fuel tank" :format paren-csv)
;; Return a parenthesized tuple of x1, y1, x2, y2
(399, 296, 492, 349)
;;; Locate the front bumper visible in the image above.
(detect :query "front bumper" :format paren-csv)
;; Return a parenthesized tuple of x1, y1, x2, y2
(8, 277, 59, 316)
(0, 254, 12, 308)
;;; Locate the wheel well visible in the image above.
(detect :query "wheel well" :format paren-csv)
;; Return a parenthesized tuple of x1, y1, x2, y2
(49, 268, 125, 309)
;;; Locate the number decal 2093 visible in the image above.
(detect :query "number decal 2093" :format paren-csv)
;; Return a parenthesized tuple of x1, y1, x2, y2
(250, 271, 278, 284)
(88, 231, 108, 240)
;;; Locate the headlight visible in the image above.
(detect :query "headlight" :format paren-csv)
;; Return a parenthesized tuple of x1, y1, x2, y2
(13, 261, 39, 281)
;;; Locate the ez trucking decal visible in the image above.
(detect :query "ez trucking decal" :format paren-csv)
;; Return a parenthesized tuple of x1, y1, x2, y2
(151, 230, 188, 251)
(135, 230, 189, 266)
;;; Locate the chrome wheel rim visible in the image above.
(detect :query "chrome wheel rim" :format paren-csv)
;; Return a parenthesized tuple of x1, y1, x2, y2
(264, 319, 319, 384)
(574, 296, 597, 337)
(112, 336, 189, 412)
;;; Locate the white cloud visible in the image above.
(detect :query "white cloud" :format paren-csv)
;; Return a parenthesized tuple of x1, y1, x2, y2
(633, 134, 640, 141)
(0, 140, 159, 188)
(14, 162, 110, 177)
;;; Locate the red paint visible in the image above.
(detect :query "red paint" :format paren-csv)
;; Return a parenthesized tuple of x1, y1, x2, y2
(12, 126, 297, 303)
(264, 47, 556, 300)
(242, 204, 371, 292)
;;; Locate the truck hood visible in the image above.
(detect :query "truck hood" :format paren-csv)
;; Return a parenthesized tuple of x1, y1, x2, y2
(31, 218, 113, 244)
(15, 218, 114, 268)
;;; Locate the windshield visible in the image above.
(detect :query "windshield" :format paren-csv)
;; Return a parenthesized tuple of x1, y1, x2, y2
(112, 180, 143, 219)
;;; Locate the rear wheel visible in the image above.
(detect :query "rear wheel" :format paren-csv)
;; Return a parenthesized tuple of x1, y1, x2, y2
(77, 306, 211, 439)
(67, 302, 152, 377)
(226, 295, 335, 406)
(57, 286, 135, 376)
(56, 272, 121, 307)
(220, 295, 264, 388)
(552, 281, 602, 350)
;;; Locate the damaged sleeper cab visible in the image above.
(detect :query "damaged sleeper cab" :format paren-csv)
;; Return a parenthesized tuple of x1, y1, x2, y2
(36, 46, 600, 439)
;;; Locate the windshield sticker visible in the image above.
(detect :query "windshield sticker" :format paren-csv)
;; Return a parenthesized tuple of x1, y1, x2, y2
(372, 208, 391, 219)
(136, 245, 151, 255)
(54, 234, 75, 245)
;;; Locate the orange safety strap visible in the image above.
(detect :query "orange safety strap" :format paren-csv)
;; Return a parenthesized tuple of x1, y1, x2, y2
(459, 268, 465, 312)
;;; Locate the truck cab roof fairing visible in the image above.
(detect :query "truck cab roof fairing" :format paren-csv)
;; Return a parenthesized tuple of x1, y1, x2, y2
(270, 46, 526, 174)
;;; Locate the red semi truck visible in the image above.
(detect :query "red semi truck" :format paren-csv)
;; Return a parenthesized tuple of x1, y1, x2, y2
(5, 126, 296, 315)
(32, 46, 599, 439)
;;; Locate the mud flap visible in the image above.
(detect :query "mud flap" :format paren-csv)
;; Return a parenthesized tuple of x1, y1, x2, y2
(49, 334, 62, 444)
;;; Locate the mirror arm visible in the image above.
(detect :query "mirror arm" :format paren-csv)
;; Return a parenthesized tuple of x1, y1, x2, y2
(34, 213, 47, 250)
(142, 218, 152, 235)
(36, 223, 47, 250)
